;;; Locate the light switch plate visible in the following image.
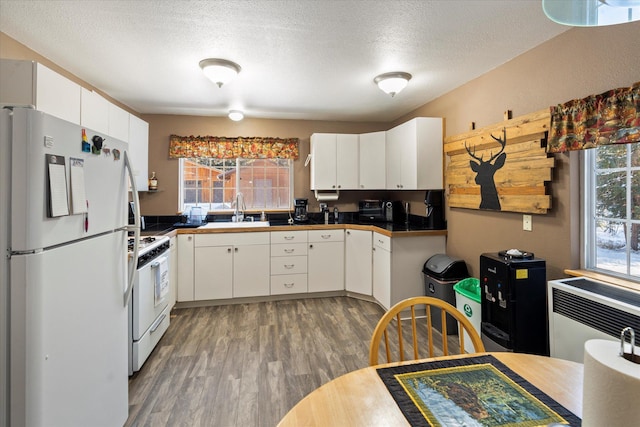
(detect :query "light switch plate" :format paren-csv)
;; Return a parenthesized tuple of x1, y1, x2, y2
(523, 214, 532, 231)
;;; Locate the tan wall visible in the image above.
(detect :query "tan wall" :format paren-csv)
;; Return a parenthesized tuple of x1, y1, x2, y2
(3, 22, 640, 281)
(392, 22, 640, 278)
(141, 114, 388, 214)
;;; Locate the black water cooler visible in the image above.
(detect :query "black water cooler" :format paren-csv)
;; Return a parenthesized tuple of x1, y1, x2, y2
(480, 251, 549, 356)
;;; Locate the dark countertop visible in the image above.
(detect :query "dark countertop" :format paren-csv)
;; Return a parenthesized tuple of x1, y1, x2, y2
(138, 212, 446, 238)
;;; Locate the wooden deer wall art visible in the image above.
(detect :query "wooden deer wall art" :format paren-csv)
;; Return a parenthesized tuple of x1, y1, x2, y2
(444, 109, 554, 214)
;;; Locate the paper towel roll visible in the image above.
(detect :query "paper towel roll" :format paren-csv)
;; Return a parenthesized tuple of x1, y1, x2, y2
(582, 339, 640, 427)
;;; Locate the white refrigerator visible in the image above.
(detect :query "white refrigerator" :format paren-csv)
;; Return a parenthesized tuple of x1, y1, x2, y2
(1, 107, 136, 426)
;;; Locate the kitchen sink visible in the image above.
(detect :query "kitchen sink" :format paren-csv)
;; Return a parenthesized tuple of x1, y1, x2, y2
(198, 221, 270, 229)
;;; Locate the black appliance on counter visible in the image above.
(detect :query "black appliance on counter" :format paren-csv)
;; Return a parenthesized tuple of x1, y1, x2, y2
(358, 200, 403, 223)
(422, 254, 469, 334)
(480, 251, 548, 355)
(424, 189, 445, 229)
(294, 198, 309, 223)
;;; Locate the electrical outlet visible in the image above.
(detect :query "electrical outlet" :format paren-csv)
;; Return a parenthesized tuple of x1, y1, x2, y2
(523, 214, 532, 231)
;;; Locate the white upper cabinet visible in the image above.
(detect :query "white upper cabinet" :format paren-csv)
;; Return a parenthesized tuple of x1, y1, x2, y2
(385, 117, 443, 190)
(310, 133, 337, 190)
(0, 59, 81, 124)
(80, 87, 109, 134)
(128, 114, 149, 191)
(358, 131, 386, 189)
(336, 134, 359, 189)
(310, 133, 359, 190)
(108, 103, 130, 142)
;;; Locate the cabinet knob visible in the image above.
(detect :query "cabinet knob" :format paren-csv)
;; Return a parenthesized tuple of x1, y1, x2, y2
(332, 185, 336, 189)
(234, 247, 238, 252)
(337, 185, 341, 188)
(227, 248, 232, 253)
(309, 244, 314, 249)
(346, 231, 350, 235)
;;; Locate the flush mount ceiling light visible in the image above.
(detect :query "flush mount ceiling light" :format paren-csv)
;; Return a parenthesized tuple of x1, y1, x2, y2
(374, 72, 412, 97)
(199, 58, 241, 88)
(542, 0, 640, 26)
(228, 110, 244, 121)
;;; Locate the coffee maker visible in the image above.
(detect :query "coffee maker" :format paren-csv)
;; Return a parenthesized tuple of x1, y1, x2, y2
(294, 198, 308, 223)
(424, 190, 445, 229)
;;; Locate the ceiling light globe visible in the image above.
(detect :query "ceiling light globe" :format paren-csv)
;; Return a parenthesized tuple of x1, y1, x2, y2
(374, 72, 412, 97)
(199, 58, 241, 88)
(228, 110, 244, 121)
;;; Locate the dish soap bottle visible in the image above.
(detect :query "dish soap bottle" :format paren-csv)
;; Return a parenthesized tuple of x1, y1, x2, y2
(149, 172, 158, 190)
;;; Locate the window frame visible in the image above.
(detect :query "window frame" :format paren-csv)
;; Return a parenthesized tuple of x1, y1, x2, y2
(582, 144, 640, 281)
(178, 157, 294, 213)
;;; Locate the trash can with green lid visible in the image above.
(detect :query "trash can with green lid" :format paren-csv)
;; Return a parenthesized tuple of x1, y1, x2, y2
(453, 278, 481, 352)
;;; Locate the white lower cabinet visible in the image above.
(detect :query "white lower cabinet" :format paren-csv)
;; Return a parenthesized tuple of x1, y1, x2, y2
(194, 232, 270, 300)
(176, 228, 444, 306)
(308, 230, 344, 293)
(372, 233, 391, 309)
(373, 231, 446, 310)
(169, 236, 177, 309)
(270, 231, 308, 295)
(177, 234, 195, 302)
(345, 229, 373, 296)
(195, 245, 233, 300)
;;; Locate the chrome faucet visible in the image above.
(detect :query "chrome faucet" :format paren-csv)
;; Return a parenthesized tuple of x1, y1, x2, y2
(232, 192, 245, 222)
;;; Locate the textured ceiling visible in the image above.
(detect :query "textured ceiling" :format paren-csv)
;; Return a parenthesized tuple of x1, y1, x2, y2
(0, 0, 568, 122)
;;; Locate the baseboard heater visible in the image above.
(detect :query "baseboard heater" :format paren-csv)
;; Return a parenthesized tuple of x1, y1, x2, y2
(547, 277, 640, 363)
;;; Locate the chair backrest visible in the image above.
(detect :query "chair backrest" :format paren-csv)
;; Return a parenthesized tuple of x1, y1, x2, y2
(369, 296, 485, 366)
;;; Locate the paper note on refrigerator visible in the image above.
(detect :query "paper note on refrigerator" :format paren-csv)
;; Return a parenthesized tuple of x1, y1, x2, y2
(70, 158, 87, 214)
(46, 154, 69, 217)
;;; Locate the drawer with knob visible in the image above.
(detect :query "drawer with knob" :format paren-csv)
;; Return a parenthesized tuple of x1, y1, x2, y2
(270, 274, 308, 295)
(270, 256, 308, 275)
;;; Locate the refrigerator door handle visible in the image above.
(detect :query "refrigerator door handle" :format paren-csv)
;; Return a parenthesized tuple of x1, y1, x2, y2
(123, 150, 140, 306)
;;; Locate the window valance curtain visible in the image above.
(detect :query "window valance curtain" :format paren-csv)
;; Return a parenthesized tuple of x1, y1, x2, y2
(169, 135, 299, 159)
(547, 81, 639, 153)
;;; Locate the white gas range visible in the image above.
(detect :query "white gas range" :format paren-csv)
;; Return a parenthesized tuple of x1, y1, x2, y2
(127, 235, 171, 375)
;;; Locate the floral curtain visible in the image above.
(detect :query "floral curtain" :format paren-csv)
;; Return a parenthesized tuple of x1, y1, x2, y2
(169, 135, 299, 159)
(547, 81, 640, 153)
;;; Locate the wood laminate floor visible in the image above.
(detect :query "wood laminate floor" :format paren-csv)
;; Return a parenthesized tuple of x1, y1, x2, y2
(125, 296, 455, 427)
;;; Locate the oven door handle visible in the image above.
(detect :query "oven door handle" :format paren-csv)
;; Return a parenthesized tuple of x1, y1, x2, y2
(123, 150, 140, 307)
(150, 314, 167, 333)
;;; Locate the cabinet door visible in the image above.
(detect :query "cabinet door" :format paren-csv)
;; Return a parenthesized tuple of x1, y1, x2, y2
(169, 236, 177, 309)
(345, 229, 372, 295)
(128, 115, 149, 191)
(414, 117, 444, 189)
(195, 246, 233, 300)
(372, 245, 391, 310)
(336, 134, 359, 189)
(310, 133, 337, 190)
(308, 241, 344, 292)
(385, 123, 405, 189)
(177, 235, 195, 301)
(359, 131, 386, 189)
(233, 244, 270, 298)
(80, 87, 109, 134)
(108, 103, 130, 142)
(35, 62, 82, 124)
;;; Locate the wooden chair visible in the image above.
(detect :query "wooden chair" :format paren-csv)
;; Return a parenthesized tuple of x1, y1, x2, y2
(369, 296, 485, 366)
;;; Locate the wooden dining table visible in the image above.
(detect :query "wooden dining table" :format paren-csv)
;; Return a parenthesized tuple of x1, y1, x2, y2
(277, 352, 583, 427)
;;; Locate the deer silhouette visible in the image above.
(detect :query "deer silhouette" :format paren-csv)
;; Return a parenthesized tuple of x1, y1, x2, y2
(465, 128, 507, 210)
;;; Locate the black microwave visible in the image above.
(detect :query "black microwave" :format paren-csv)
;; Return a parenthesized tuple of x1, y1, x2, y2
(358, 200, 403, 223)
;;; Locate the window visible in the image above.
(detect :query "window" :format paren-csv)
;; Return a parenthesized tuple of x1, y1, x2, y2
(179, 158, 293, 212)
(583, 142, 640, 279)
